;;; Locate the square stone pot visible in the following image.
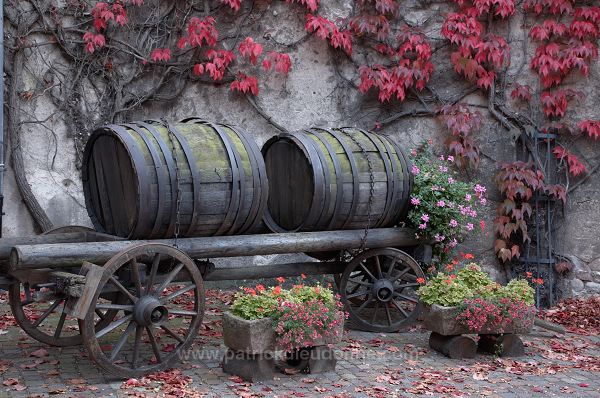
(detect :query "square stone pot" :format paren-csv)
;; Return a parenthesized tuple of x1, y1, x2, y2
(222, 311, 344, 353)
(423, 304, 536, 336)
(222, 312, 277, 354)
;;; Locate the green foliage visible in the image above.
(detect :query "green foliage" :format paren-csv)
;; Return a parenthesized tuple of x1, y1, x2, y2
(417, 262, 535, 307)
(417, 273, 474, 306)
(456, 263, 492, 290)
(231, 283, 345, 352)
(231, 284, 337, 320)
(407, 143, 486, 266)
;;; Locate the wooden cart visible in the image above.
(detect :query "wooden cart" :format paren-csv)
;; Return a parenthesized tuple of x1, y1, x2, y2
(0, 225, 428, 377)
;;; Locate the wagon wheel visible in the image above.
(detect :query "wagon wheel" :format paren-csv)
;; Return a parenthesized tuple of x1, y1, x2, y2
(8, 225, 117, 347)
(81, 243, 205, 378)
(8, 283, 121, 347)
(340, 248, 425, 333)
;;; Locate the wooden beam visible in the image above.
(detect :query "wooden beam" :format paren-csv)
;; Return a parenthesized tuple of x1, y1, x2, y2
(203, 261, 347, 281)
(0, 231, 123, 265)
(10, 228, 420, 270)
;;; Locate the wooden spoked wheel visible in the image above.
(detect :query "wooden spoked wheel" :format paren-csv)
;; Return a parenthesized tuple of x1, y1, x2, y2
(8, 225, 116, 347)
(340, 248, 425, 333)
(81, 243, 205, 378)
(8, 283, 120, 347)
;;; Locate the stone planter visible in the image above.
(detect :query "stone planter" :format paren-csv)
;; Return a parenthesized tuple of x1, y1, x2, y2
(221, 312, 343, 381)
(422, 304, 536, 359)
(423, 304, 536, 335)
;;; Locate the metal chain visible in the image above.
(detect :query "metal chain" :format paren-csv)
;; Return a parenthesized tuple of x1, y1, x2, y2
(163, 118, 182, 248)
(339, 128, 375, 252)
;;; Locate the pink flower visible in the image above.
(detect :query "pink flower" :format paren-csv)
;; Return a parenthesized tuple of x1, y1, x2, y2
(474, 184, 486, 194)
(449, 219, 458, 227)
(449, 238, 458, 247)
(410, 148, 417, 156)
(447, 155, 454, 162)
(439, 165, 448, 172)
(466, 223, 474, 231)
(421, 214, 430, 222)
(411, 197, 421, 206)
(419, 223, 427, 229)
(434, 234, 445, 242)
(437, 200, 446, 207)
(439, 155, 445, 161)
(480, 198, 487, 205)
(465, 193, 472, 201)
(411, 165, 420, 175)
(448, 177, 455, 184)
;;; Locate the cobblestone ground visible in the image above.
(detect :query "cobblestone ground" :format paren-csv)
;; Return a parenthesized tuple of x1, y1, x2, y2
(0, 291, 598, 398)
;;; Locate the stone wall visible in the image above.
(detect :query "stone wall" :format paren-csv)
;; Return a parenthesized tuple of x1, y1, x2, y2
(4, 0, 600, 298)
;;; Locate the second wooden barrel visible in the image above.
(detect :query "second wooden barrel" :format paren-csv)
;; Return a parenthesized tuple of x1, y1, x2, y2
(261, 127, 412, 232)
(82, 118, 268, 239)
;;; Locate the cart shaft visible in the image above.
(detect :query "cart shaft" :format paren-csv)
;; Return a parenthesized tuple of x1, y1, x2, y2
(10, 228, 419, 271)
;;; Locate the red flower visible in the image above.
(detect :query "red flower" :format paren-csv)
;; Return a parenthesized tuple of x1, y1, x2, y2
(417, 277, 426, 284)
(300, 273, 306, 279)
(256, 284, 265, 292)
(273, 286, 282, 295)
(526, 272, 533, 278)
(464, 253, 475, 259)
(276, 276, 285, 284)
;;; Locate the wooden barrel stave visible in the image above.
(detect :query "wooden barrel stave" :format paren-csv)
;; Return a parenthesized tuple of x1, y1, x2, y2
(82, 119, 267, 239)
(262, 127, 412, 233)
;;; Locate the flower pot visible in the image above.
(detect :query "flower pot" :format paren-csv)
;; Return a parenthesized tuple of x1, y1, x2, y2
(222, 312, 277, 354)
(222, 311, 344, 353)
(422, 304, 536, 336)
(222, 312, 343, 380)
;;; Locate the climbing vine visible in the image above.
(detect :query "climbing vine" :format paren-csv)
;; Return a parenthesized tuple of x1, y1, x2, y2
(3, 0, 600, 277)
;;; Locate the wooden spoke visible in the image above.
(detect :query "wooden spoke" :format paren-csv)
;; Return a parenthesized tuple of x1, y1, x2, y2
(394, 282, 420, 290)
(347, 278, 373, 288)
(96, 303, 135, 311)
(110, 321, 136, 361)
(32, 299, 62, 327)
(359, 263, 377, 281)
(96, 314, 133, 339)
(346, 290, 370, 300)
(370, 302, 380, 324)
(160, 284, 195, 304)
(130, 259, 143, 297)
(392, 300, 409, 318)
(145, 253, 161, 294)
(157, 263, 184, 294)
(168, 309, 198, 317)
(109, 277, 138, 303)
(54, 311, 67, 339)
(131, 325, 143, 368)
(394, 293, 418, 303)
(356, 297, 375, 312)
(390, 267, 411, 283)
(374, 256, 383, 279)
(161, 325, 184, 344)
(146, 327, 162, 364)
(385, 304, 393, 326)
(385, 257, 398, 277)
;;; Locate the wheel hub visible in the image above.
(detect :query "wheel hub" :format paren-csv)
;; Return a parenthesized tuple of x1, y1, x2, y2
(134, 296, 168, 326)
(373, 279, 395, 302)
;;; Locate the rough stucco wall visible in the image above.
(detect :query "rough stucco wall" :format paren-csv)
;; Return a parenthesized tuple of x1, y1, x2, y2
(4, 0, 600, 297)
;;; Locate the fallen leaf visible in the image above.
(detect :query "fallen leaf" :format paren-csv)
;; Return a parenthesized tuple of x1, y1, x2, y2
(29, 348, 49, 358)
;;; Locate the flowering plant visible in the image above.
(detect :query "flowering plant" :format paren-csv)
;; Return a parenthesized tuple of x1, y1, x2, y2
(407, 142, 486, 266)
(417, 257, 536, 333)
(231, 280, 346, 352)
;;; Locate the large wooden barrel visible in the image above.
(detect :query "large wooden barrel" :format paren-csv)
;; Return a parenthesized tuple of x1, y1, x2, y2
(261, 127, 413, 232)
(82, 118, 268, 239)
